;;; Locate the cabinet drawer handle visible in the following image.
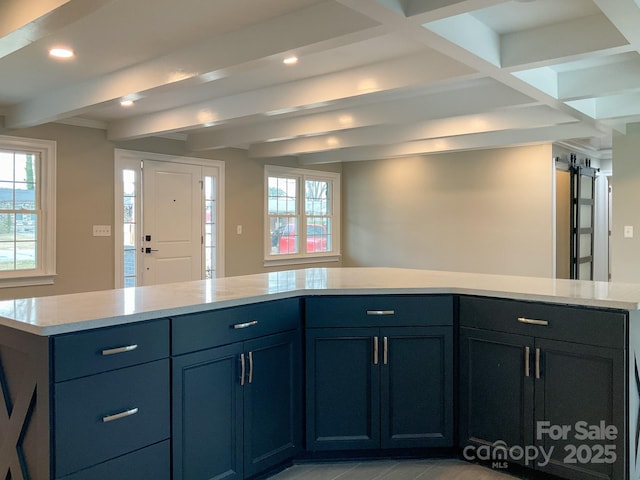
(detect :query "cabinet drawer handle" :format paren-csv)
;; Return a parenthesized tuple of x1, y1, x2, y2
(101, 344, 138, 356)
(517, 317, 549, 326)
(524, 346, 530, 377)
(233, 320, 258, 329)
(367, 310, 395, 316)
(102, 407, 139, 423)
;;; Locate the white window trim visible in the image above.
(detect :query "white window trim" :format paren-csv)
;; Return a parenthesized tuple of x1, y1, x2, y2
(0, 135, 56, 288)
(114, 149, 225, 288)
(264, 165, 341, 267)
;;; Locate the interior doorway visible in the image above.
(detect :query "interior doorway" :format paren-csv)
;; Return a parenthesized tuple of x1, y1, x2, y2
(555, 155, 609, 281)
(114, 149, 225, 288)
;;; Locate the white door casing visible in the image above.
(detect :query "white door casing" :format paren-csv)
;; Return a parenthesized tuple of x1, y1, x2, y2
(114, 149, 225, 288)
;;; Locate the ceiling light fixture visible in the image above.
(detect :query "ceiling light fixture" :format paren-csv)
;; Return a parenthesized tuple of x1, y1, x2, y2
(283, 56, 298, 65)
(120, 99, 134, 107)
(49, 47, 74, 59)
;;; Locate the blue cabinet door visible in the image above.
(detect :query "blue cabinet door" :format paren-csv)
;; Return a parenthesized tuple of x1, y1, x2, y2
(459, 327, 535, 456)
(534, 338, 625, 480)
(172, 343, 244, 480)
(380, 327, 453, 448)
(243, 330, 302, 477)
(305, 328, 381, 451)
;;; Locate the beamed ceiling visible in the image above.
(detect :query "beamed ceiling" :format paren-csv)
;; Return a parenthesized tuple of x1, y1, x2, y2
(2, 0, 640, 163)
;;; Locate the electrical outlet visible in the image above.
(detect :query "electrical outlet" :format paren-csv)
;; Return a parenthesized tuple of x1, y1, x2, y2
(93, 225, 111, 237)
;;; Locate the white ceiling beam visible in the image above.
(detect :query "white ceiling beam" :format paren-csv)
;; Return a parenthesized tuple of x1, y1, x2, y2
(0, 0, 69, 37)
(500, 14, 630, 70)
(423, 13, 501, 66)
(592, 0, 640, 50)
(409, 0, 508, 18)
(0, 0, 114, 59)
(376, 0, 509, 22)
(558, 57, 640, 101)
(5, 1, 377, 129)
(414, 13, 618, 134)
(187, 79, 535, 150)
(107, 50, 476, 140)
(248, 105, 575, 157)
(594, 93, 640, 119)
(298, 123, 603, 164)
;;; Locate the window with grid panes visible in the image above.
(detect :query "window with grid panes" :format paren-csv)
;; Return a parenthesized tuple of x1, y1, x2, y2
(265, 165, 340, 264)
(0, 136, 56, 286)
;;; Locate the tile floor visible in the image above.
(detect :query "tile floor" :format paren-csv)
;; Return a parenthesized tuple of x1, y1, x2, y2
(264, 459, 528, 480)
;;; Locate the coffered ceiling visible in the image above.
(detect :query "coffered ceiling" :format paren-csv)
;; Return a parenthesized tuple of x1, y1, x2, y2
(1, 0, 639, 163)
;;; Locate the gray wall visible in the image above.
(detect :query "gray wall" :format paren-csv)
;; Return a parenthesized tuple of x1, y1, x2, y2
(341, 144, 556, 277)
(0, 123, 341, 299)
(611, 123, 640, 282)
(5, 120, 615, 299)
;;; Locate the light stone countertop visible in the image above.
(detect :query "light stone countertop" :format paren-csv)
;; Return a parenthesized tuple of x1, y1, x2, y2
(2, 267, 640, 335)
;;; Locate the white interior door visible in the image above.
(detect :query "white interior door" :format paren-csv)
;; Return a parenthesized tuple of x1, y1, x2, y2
(142, 160, 202, 285)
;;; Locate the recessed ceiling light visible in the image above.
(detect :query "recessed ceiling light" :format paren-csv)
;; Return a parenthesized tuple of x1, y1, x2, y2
(49, 47, 74, 59)
(120, 99, 134, 107)
(283, 56, 298, 65)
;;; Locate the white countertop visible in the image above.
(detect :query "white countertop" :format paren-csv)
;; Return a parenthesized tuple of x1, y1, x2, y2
(3, 267, 640, 335)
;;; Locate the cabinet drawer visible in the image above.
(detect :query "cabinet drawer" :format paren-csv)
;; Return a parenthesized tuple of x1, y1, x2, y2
(459, 296, 626, 348)
(54, 359, 170, 477)
(172, 297, 301, 355)
(54, 319, 169, 381)
(57, 441, 170, 480)
(305, 295, 453, 328)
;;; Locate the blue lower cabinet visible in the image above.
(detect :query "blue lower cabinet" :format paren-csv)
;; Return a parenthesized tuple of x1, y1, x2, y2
(306, 326, 453, 451)
(381, 327, 453, 449)
(459, 294, 627, 480)
(173, 343, 244, 480)
(243, 332, 302, 477)
(172, 331, 302, 480)
(56, 441, 170, 480)
(54, 359, 170, 478)
(306, 328, 380, 451)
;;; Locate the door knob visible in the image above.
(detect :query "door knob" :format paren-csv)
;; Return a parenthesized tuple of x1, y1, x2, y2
(144, 247, 159, 254)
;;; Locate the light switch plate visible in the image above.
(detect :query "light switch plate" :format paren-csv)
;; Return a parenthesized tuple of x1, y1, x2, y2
(93, 225, 111, 237)
(624, 225, 634, 238)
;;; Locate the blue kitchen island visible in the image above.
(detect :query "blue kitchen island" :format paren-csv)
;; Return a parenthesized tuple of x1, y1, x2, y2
(1, 267, 639, 480)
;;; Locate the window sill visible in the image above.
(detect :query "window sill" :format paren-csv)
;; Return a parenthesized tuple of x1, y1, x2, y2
(0, 274, 56, 289)
(264, 254, 341, 268)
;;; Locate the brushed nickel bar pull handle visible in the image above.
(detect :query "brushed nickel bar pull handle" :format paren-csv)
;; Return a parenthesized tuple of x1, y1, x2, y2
(102, 407, 138, 423)
(233, 320, 258, 329)
(101, 344, 138, 356)
(524, 346, 530, 377)
(367, 310, 395, 316)
(240, 353, 246, 386)
(535, 348, 541, 379)
(373, 336, 379, 365)
(383, 337, 388, 365)
(517, 317, 549, 326)
(248, 351, 254, 384)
